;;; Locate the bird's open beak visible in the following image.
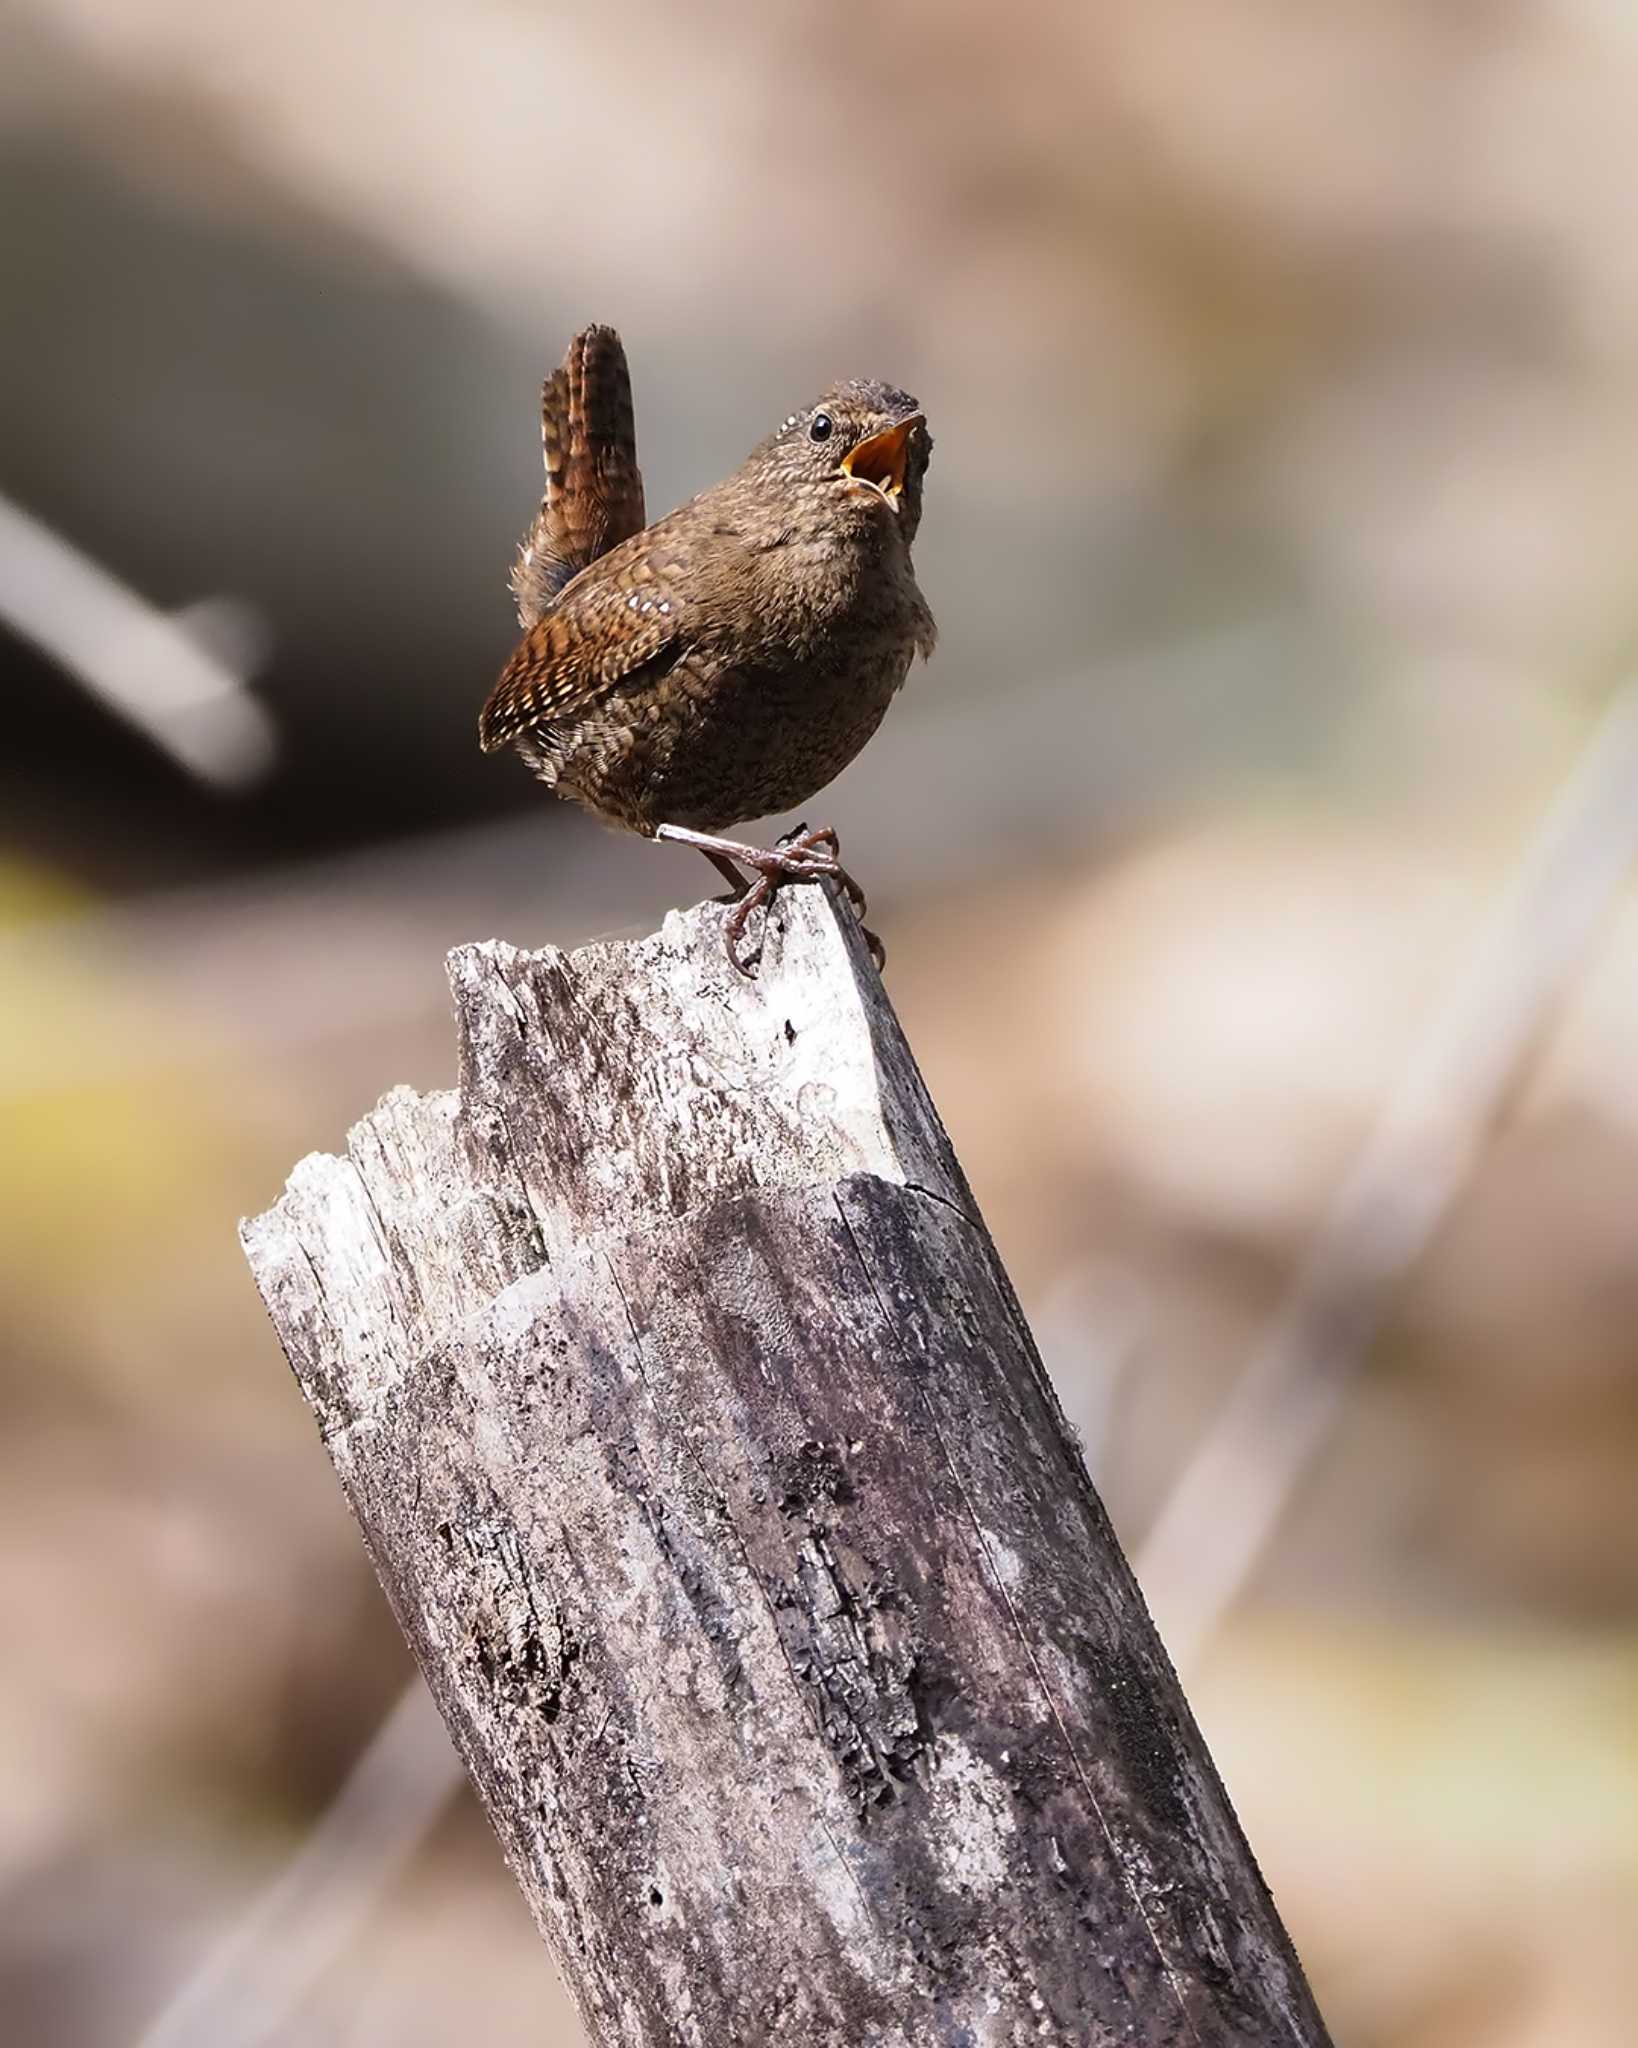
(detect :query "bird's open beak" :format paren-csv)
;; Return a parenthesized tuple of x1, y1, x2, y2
(841, 415, 922, 509)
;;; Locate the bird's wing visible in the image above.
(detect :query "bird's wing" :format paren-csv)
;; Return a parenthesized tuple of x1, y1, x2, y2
(509, 325, 648, 630)
(481, 534, 691, 752)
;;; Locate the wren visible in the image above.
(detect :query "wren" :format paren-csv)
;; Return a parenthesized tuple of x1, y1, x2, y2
(480, 325, 936, 973)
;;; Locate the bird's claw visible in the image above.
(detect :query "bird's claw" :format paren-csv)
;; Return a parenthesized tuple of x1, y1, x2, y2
(772, 825, 869, 917)
(723, 829, 876, 977)
(654, 820, 879, 977)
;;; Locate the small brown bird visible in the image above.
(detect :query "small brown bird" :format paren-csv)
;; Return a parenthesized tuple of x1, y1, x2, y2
(481, 325, 935, 972)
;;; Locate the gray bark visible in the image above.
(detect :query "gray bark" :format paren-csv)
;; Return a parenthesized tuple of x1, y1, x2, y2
(241, 885, 1332, 2048)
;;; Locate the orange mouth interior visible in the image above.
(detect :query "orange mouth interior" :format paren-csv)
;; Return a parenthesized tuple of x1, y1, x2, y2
(841, 415, 920, 503)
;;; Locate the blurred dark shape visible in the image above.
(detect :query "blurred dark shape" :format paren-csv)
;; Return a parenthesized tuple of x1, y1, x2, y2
(0, 138, 538, 883)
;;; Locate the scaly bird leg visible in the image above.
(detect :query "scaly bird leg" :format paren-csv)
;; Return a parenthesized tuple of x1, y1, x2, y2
(654, 823, 881, 976)
(700, 847, 751, 901)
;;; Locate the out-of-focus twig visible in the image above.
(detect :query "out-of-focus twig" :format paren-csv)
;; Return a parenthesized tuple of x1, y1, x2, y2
(0, 491, 276, 788)
(1136, 675, 1638, 1676)
(133, 1681, 462, 2048)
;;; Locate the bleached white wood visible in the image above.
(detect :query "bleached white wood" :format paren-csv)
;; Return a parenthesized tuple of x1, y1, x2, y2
(242, 885, 1331, 2048)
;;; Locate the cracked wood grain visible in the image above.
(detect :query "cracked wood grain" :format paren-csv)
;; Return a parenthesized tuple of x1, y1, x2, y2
(241, 884, 1332, 2048)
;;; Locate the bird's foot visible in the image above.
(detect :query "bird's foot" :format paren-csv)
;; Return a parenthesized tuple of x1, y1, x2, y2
(774, 828, 885, 970)
(654, 823, 879, 976)
(726, 827, 878, 976)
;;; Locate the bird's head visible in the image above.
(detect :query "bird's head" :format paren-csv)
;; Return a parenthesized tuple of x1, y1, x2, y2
(747, 380, 931, 545)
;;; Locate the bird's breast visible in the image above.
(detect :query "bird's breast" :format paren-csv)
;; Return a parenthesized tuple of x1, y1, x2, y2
(735, 518, 924, 658)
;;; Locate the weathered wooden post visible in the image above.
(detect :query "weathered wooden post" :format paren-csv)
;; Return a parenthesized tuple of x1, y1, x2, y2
(242, 885, 1332, 2047)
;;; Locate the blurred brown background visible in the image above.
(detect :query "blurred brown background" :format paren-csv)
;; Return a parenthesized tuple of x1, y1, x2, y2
(4, 4, 1637, 2044)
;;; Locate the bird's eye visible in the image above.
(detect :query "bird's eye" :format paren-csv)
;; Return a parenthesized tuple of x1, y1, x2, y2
(809, 413, 833, 443)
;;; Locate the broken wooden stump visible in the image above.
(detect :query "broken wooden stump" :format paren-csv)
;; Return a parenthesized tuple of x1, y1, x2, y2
(241, 885, 1332, 2047)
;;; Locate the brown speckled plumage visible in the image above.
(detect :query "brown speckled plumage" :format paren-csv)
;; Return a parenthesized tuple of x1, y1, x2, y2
(508, 324, 647, 630)
(481, 327, 935, 969)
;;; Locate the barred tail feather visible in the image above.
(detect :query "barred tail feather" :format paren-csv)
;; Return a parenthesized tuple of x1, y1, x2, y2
(508, 326, 646, 630)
